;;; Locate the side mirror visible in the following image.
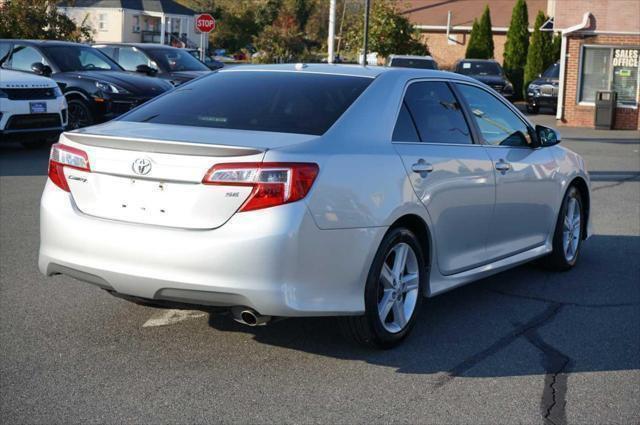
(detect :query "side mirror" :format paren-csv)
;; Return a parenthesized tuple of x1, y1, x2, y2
(536, 125, 561, 147)
(135, 64, 157, 76)
(31, 62, 52, 77)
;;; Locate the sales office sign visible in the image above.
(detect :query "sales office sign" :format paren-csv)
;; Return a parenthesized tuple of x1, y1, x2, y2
(612, 49, 639, 68)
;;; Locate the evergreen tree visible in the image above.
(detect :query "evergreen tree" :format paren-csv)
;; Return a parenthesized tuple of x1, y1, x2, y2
(547, 32, 562, 67)
(478, 5, 495, 58)
(465, 19, 483, 58)
(503, 0, 529, 99)
(524, 11, 547, 91)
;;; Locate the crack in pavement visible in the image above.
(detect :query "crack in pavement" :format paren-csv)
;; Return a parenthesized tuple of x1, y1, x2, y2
(522, 324, 571, 425)
(433, 303, 563, 388)
(490, 289, 640, 308)
(433, 287, 634, 423)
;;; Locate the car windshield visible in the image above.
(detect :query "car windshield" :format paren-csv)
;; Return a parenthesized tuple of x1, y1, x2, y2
(457, 61, 502, 76)
(41, 45, 122, 72)
(145, 48, 209, 72)
(121, 71, 372, 135)
(542, 63, 560, 79)
(390, 58, 436, 70)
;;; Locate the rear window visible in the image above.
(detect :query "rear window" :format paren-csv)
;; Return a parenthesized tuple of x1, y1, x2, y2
(390, 58, 437, 70)
(121, 71, 372, 135)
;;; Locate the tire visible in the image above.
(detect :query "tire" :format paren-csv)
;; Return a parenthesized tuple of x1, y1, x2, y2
(526, 103, 539, 114)
(67, 98, 94, 130)
(539, 186, 584, 271)
(340, 227, 426, 349)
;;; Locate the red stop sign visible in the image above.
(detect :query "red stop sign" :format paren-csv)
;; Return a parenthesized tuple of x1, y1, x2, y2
(195, 14, 216, 33)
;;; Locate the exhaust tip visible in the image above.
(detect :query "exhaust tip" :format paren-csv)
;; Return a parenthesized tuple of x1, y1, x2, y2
(240, 310, 258, 326)
(231, 307, 271, 326)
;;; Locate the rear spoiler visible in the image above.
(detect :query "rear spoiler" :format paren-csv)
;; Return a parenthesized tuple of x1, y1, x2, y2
(63, 132, 264, 157)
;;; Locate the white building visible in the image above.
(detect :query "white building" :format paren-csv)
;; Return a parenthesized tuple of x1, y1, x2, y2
(59, 0, 206, 50)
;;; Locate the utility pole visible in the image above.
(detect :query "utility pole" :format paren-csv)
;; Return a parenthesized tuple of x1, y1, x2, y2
(328, 0, 336, 63)
(361, 0, 370, 65)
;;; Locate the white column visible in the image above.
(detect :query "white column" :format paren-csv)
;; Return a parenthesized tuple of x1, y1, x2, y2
(328, 0, 336, 63)
(160, 14, 166, 44)
(556, 35, 567, 120)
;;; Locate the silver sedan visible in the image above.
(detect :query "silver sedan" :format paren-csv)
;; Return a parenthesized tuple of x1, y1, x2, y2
(39, 64, 591, 348)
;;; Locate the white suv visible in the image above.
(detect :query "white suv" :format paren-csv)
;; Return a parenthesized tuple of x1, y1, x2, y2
(0, 69, 67, 147)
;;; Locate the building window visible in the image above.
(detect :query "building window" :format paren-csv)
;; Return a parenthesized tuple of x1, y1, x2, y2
(132, 15, 140, 33)
(98, 13, 108, 31)
(579, 46, 640, 107)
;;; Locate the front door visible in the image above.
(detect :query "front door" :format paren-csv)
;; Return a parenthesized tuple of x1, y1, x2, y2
(392, 81, 496, 275)
(455, 83, 559, 261)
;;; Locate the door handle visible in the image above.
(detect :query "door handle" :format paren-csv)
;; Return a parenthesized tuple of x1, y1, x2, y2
(495, 159, 511, 172)
(411, 160, 434, 174)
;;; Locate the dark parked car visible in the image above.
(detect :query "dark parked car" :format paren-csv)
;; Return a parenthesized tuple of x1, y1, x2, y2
(0, 40, 173, 129)
(388, 54, 438, 70)
(94, 43, 211, 85)
(186, 49, 225, 70)
(454, 59, 514, 100)
(526, 62, 560, 113)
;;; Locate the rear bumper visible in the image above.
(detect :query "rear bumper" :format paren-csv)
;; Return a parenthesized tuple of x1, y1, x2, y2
(39, 181, 383, 317)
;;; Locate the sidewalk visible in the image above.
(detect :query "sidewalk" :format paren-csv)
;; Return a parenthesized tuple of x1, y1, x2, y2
(516, 103, 640, 142)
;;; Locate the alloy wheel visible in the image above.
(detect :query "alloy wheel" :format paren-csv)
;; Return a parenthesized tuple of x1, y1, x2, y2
(377, 242, 419, 333)
(562, 197, 581, 262)
(68, 101, 92, 129)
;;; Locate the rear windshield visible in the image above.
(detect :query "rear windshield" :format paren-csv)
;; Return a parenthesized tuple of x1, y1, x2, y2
(390, 58, 437, 70)
(456, 61, 502, 76)
(121, 71, 372, 135)
(542, 63, 560, 79)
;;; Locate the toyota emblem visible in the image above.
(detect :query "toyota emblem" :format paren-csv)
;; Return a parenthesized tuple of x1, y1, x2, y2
(132, 158, 152, 175)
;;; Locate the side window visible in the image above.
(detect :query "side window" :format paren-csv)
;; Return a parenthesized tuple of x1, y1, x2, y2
(0, 42, 11, 65)
(117, 47, 151, 71)
(392, 102, 420, 142)
(78, 49, 113, 70)
(456, 83, 532, 147)
(403, 81, 472, 144)
(6, 45, 48, 72)
(97, 46, 116, 61)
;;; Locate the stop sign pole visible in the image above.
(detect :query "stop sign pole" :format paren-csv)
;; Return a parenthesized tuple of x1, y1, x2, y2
(195, 13, 215, 61)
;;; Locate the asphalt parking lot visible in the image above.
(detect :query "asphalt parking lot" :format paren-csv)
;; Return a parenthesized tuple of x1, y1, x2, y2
(1, 113, 639, 424)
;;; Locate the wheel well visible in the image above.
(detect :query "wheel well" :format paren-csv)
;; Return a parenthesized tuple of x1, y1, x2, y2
(65, 92, 88, 103)
(390, 214, 431, 269)
(570, 177, 590, 239)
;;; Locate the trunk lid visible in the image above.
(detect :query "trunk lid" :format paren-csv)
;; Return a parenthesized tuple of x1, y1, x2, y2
(59, 123, 316, 229)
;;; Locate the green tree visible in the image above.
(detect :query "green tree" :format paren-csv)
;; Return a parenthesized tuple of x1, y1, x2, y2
(0, 0, 93, 41)
(524, 11, 547, 92)
(253, 12, 307, 63)
(503, 0, 529, 99)
(478, 5, 494, 58)
(547, 32, 561, 67)
(465, 19, 483, 58)
(288, 0, 314, 32)
(343, 0, 428, 59)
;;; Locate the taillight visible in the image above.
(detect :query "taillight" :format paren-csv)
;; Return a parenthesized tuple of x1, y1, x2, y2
(48, 143, 90, 192)
(202, 162, 319, 212)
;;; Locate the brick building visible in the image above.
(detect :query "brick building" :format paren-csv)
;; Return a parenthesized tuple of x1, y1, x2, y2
(400, 0, 549, 69)
(552, 0, 640, 129)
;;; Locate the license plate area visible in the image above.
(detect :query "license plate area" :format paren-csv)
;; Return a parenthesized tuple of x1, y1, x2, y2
(119, 178, 170, 217)
(30, 102, 47, 113)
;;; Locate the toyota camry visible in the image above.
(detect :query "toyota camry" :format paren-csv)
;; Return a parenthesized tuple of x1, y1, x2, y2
(39, 64, 591, 348)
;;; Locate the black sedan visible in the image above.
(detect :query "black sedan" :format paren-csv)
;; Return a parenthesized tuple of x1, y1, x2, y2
(526, 62, 559, 114)
(454, 59, 515, 100)
(0, 40, 173, 129)
(94, 43, 211, 86)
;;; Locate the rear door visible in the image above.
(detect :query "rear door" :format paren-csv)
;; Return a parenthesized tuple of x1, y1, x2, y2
(455, 82, 559, 260)
(392, 80, 496, 275)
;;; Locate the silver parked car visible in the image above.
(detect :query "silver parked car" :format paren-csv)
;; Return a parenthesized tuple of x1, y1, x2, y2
(39, 64, 591, 348)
